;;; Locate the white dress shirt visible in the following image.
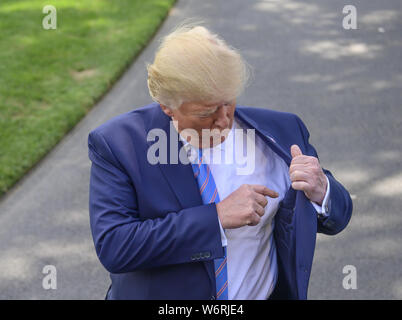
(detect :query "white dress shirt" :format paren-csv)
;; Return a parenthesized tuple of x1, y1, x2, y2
(180, 117, 330, 300)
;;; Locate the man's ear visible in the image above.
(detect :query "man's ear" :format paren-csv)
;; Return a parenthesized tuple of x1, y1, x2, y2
(160, 104, 174, 117)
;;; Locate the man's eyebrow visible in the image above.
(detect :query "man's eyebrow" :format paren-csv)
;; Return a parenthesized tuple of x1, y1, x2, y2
(193, 105, 216, 112)
(206, 101, 224, 107)
(196, 107, 218, 114)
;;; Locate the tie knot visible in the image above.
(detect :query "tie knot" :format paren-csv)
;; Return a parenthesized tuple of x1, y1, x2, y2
(188, 147, 203, 165)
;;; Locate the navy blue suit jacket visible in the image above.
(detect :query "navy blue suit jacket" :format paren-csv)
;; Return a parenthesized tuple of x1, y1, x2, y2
(88, 102, 353, 300)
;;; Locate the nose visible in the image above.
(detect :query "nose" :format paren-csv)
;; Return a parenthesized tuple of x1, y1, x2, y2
(214, 105, 230, 129)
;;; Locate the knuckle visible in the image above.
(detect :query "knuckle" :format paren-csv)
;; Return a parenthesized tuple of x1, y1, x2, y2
(249, 217, 259, 226)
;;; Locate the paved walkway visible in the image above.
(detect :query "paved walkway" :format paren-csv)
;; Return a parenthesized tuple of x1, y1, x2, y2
(1, 0, 401, 299)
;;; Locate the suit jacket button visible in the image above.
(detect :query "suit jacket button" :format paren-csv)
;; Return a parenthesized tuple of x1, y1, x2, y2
(205, 252, 211, 258)
(210, 296, 216, 300)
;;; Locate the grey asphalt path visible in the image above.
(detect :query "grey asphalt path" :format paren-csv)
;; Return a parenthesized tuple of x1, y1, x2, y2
(0, 0, 401, 299)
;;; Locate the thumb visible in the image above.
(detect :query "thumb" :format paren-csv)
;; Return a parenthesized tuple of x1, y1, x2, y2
(291, 144, 303, 158)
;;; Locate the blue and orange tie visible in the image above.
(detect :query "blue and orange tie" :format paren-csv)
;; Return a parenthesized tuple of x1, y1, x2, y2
(191, 148, 228, 300)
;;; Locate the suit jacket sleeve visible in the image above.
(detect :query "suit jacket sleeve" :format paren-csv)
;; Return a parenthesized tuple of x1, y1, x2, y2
(294, 116, 353, 235)
(88, 131, 224, 274)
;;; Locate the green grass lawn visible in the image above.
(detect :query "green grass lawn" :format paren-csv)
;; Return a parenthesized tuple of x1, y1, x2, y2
(0, 0, 175, 197)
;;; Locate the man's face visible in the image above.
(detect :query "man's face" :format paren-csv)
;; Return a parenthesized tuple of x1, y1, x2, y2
(160, 100, 236, 148)
(161, 100, 236, 148)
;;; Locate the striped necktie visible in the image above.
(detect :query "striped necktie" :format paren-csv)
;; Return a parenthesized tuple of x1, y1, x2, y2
(190, 147, 228, 300)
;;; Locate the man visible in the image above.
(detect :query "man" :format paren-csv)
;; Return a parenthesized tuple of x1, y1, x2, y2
(88, 25, 352, 300)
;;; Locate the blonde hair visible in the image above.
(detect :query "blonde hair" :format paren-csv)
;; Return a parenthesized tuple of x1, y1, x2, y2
(147, 23, 250, 109)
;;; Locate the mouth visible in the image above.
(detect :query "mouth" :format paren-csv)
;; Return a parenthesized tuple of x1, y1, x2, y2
(201, 127, 231, 148)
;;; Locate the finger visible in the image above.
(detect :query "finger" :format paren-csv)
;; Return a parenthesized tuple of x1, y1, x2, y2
(291, 144, 303, 158)
(247, 213, 261, 226)
(290, 156, 311, 166)
(291, 180, 310, 192)
(251, 184, 279, 198)
(253, 203, 265, 217)
(289, 163, 309, 174)
(255, 193, 268, 207)
(289, 170, 310, 183)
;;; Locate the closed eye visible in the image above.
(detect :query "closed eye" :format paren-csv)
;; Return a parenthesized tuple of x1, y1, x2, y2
(198, 107, 218, 118)
(197, 102, 230, 118)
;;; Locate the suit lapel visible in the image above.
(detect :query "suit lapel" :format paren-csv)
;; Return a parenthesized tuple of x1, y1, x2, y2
(145, 104, 216, 291)
(234, 107, 292, 166)
(146, 105, 203, 209)
(235, 106, 317, 299)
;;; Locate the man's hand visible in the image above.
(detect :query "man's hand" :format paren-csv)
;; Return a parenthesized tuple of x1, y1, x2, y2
(289, 144, 327, 205)
(216, 184, 279, 229)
